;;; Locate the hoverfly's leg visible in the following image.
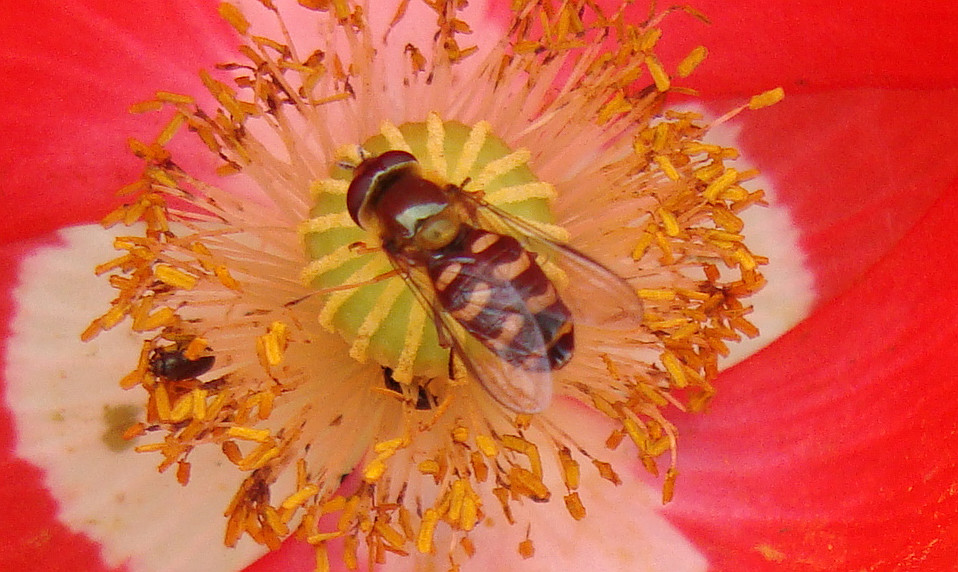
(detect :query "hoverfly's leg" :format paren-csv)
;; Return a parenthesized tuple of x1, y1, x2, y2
(414, 386, 433, 410)
(457, 176, 481, 197)
(284, 292, 318, 308)
(348, 240, 382, 256)
(414, 378, 436, 410)
(458, 177, 489, 207)
(284, 269, 401, 307)
(381, 366, 401, 392)
(433, 314, 454, 349)
(446, 352, 469, 383)
(381, 366, 434, 411)
(325, 268, 400, 290)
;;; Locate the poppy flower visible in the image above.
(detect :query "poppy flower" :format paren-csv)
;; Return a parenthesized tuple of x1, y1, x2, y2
(2, 2, 957, 572)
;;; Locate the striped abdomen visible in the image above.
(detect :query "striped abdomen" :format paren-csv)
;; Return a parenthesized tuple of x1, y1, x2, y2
(428, 227, 574, 371)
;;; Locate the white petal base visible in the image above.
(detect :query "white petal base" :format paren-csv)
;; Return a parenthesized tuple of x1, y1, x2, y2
(702, 111, 816, 367)
(7, 225, 267, 572)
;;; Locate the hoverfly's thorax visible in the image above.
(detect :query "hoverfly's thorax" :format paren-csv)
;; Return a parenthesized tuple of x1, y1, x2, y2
(374, 174, 453, 241)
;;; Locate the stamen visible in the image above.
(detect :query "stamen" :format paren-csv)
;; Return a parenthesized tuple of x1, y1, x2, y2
(677, 45, 708, 77)
(451, 121, 491, 183)
(425, 112, 447, 175)
(258, 321, 289, 367)
(471, 148, 532, 190)
(348, 278, 406, 362)
(299, 243, 363, 284)
(645, 55, 671, 92)
(750, 87, 786, 109)
(483, 181, 557, 204)
(416, 508, 439, 554)
(380, 121, 413, 152)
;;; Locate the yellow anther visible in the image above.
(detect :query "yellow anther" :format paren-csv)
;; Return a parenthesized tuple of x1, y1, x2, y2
(678, 45, 708, 77)
(475, 434, 498, 457)
(749, 87, 785, 109)
(661, 352, 689, 388)
(417, 509, 439, 554)
(227, 426, 272, 442)
(154, 264, 198, 290)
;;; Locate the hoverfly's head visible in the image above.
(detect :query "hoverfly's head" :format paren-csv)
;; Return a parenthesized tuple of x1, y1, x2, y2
(346, 150, 420, 230)
(346, 150, 461, 249)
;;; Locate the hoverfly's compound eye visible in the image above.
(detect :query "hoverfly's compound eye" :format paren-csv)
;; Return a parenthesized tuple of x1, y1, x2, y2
(346, 150, 419, 228)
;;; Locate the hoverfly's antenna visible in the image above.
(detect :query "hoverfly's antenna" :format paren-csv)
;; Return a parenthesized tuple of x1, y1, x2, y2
(334, 144, 368, 171)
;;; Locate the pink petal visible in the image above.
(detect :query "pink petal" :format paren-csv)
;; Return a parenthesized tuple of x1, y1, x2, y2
(259, 401, 707, 572)
(666, 175, 958, 568)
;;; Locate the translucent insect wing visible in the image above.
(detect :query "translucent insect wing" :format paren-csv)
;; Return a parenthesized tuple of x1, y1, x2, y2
(464, 196, 644, 331)
(399, 260, 554, 414)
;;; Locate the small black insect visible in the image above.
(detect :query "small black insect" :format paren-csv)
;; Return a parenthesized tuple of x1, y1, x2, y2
(382, 367, 433, 411)
(150, 345, 216, 382)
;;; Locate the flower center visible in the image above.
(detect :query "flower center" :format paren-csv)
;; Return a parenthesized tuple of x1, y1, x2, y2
(303, 114, 560, 382)
(78, 0, 786, 569)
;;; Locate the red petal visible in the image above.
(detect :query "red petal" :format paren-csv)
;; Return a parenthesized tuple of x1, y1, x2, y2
(710, 88, 958, 304)
(0, 0, 235, 245)
(0, 237, 117, 571)
(666, 176, 958, 569)
(657, 1, 958, 95)
(484, 1, 958, 95)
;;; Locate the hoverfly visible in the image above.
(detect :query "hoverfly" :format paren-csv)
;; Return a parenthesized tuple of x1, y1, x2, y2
(150, 343, 216, 382)
(346, 150, 643, 413)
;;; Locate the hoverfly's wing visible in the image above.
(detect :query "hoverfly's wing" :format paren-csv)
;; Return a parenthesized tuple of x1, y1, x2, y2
(463, 196, 644, 331)
(397, 258, 554, 414)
